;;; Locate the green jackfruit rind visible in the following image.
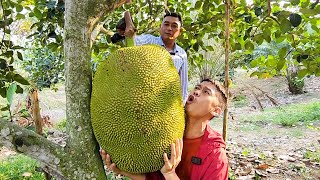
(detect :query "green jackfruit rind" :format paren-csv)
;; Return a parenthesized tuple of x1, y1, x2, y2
(91, 45, 185, 173)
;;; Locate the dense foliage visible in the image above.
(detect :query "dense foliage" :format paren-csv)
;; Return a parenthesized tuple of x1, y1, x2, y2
(1, 0, 319, 96)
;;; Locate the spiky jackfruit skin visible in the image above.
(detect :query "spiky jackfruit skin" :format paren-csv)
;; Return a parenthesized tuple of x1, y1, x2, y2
(91, 44, 185, 173)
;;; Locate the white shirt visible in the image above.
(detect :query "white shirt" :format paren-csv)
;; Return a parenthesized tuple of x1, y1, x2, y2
(135, 34, 189, 104)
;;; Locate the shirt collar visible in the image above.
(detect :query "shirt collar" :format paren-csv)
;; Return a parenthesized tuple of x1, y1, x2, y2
(158, 36, 178, 53)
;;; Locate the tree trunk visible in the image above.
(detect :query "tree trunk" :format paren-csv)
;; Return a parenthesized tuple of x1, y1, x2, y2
(1, 0, 130, 179)
(29, 88, 52, 179)
(223, 0, 231, 142)
(30, 88, 43, 135)
(287, 63, 305, 94)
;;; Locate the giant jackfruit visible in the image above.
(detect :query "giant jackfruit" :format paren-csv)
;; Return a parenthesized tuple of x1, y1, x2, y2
(91, 44, 185, 173)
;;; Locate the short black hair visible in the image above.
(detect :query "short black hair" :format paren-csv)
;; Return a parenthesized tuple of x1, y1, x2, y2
(200, 78, 229, 111)
(164, 12, 183, 26)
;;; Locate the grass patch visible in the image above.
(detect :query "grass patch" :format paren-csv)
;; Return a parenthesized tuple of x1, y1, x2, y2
(288, 129, 304, 138)
(304, 150, 320, 163)
(54, 119, 67, 131)
(0, 154, 44, 180)
(238, 101, 320, 127)
(240, 123, 262, 132)
(232, 94, 248, 108)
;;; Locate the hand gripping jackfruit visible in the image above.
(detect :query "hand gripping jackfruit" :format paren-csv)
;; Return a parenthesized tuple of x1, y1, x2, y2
(91, 44, 185, 173)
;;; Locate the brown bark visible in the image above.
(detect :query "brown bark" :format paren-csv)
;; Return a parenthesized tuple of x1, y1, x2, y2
(1, 0, 131, 179)
(30, 89, 43, 135)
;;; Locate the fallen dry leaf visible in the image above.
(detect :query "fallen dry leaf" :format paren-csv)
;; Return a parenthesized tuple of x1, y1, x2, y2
(257, 164, 269, 170)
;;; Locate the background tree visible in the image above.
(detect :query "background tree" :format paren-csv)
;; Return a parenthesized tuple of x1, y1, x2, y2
(1, 0, 131, 179)
(0, 0, 319, 179)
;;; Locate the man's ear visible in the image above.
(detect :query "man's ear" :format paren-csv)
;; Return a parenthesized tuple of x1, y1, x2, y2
(210, 107, 221, 117)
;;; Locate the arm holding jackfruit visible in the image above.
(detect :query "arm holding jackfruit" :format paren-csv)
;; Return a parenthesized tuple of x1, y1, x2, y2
(159, 138, 182, 179)
(100, 138, 182, 180)
(100, 149, 146, 180)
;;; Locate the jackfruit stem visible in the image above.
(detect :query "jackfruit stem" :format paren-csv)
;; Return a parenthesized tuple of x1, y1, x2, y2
(125, 37, 135, 47)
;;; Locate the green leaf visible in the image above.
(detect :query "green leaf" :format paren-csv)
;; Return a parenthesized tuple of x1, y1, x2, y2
(245, 41, 254, 51)
(193, 42, 199, 51)
(214, 0, 222, 5)
(280, 19, 292, 33)
(33, 8, 42, 19)
(3, 51, 13, 57)
(12, 46, 24, 49)
(16, 13, 25, 20)
(16, 4, 23, 12)
(1, 105, 9, 111)
(7, 83, 17, 105)
(0, 87, 6, 98)
(250, 71, 260, 77)
(17, 51, 23, 60)
(16, 85, 23, 94)
(4, 10, 12, 16)
(194, 1, 202, 9)
(13, 74, 29, 85)
(203, 0, 210, 13)
(234, 43, 242, 50)
(278, 47, 288, 59)
(298, 69, 309, 78)
(275, 36, 286, 43)
(291, 0, 300, 5)
(266, 56, 277, 67)
(250, 59, 259, 67)
(252, 34, 264, 45)
(277, 59, 286, 70)
(300, 8, 316, 16)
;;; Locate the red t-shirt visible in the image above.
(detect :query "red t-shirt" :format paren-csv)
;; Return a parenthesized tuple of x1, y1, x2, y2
(145, 125, 228, 180)
(175, 136, 202, 179)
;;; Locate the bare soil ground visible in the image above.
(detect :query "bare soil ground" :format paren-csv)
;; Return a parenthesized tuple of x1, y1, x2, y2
(1, 70, 320, 179)
(210, 70, 320, 180)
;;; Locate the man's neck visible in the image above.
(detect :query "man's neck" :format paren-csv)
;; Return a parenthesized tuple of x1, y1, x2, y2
(184, 117, 209, 139)
(161, 38, 176, 51)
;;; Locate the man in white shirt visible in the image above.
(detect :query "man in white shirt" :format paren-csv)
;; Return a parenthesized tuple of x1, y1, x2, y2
(117, 11, 189, 104)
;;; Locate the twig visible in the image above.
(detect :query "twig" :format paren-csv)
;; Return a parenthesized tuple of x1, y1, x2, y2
(284, 48, 295, 59)
(252, 85, 280, 107)
(249, 87, 264, 111)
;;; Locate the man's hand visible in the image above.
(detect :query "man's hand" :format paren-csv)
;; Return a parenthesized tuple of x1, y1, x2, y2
(124, 11, 136, 38)
(160, 138, 183, 179)
(100, 149, 123, 175)
(100, 149, 146, 180)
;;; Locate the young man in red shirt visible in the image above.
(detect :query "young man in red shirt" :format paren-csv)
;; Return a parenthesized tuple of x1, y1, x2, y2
(100, 79, 229, 179)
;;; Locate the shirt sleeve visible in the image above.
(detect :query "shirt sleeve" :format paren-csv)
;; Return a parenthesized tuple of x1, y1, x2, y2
(134, 34, 156, 46)
(179, 54, 188, 105)
(202, 147, 229, 180)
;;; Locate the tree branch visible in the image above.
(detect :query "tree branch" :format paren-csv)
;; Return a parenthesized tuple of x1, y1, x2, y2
(87, 0, 132, 35)
(0, 119, 66, 179)
(267, 0, 271, 16)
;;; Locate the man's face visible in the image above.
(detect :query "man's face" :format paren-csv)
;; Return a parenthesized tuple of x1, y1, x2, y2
(185, 81, 221, 119)
(159, 16, 182, 41)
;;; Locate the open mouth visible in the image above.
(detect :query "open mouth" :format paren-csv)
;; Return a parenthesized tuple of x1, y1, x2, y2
(186, 95, 195, 104)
